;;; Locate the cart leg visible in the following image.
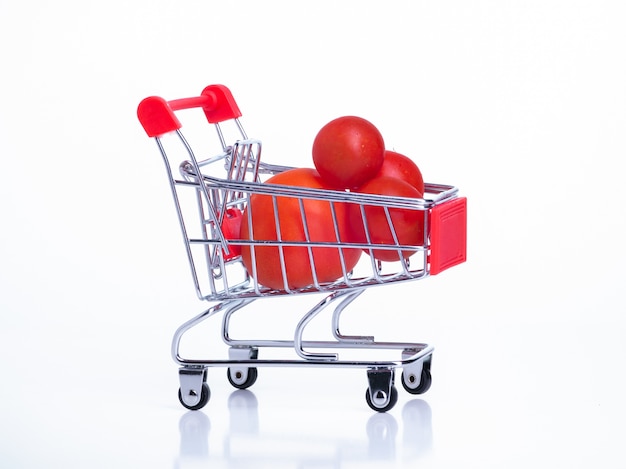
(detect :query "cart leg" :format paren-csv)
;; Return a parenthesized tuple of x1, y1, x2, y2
(366, 368, 398, 412)
(227, 346, 259, 389)
(178, 367, 210, 410)
(401, 351, 433, 395)
(331, 290, 375, 343)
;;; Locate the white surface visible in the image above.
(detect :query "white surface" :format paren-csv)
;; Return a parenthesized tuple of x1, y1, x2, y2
(1, 1, 625, 467)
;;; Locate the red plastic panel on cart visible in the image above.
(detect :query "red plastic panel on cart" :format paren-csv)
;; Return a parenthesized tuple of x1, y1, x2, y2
(429, 197, 467, 275)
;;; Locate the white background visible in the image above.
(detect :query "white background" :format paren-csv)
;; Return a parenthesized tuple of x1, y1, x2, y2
(1, 1, 625, 467)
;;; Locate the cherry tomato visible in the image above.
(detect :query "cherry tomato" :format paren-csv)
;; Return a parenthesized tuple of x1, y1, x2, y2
(375, 150, 425, 194)
(239, 168, 362, 290)
(349, 175, 425, 262)
(312, 116, 385, 190)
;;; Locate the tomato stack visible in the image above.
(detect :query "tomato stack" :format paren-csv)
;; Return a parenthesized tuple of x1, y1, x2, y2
(239, 116, 426, 290)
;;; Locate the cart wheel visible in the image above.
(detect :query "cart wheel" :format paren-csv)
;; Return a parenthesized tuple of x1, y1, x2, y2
(401, 364, 432, 395)
(178, 383, 210, 411)
(227, 367, 258, 390)
(365, 386, 398, 413)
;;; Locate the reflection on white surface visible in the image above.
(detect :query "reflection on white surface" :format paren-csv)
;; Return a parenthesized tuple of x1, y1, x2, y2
(177, 409, 211, 462)
(401, 399, 433, 460)
(175, 390, 432, 468)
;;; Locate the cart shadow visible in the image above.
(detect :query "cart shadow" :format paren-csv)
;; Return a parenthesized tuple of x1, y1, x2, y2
(174, 390, 432, 467)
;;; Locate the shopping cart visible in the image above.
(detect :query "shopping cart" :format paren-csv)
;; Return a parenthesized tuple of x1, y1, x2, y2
(137, 84, 467, 412)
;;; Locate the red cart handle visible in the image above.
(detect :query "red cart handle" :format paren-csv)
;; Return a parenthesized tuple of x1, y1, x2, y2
(137, 84, 242, 137)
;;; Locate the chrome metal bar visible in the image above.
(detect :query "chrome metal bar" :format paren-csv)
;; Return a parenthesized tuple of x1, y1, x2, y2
(220, 298, 257, 344)
(175, 130, 227, 250)
(221, 337, 430, 352)
(331, 290, 375, 343)
(155, 137, 204, 301)
(174, 344, 434, 369)
(294, 294, 341, 361)
(172, 300, 248, 365)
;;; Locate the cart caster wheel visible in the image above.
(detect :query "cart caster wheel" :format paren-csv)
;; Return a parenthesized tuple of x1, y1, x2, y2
(401, 362, 432, 395)
(178, 382, 210, 411)
(366, 385, 398, 413)
(227, 367, 258, 390)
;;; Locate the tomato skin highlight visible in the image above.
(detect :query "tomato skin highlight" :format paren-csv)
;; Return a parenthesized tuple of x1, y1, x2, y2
(312, 116, 385, 190)
(349, 176, 425, 262)
(239, 168, 362, 290)
(377, 150, 425, 195)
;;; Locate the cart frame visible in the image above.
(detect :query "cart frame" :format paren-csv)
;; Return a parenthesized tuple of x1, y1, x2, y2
(137, 84, 466, 412)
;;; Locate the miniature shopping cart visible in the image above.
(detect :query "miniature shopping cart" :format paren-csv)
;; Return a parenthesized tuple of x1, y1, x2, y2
(137, 84, 467, 412)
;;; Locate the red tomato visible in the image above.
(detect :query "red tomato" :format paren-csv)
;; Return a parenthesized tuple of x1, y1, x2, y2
(239, 168, 362, 290)
(376, 150, 425, 194)
(312, 116, 385, 190)
(349, 176, 425, 262)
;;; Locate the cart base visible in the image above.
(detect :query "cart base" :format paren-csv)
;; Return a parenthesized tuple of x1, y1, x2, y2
(177, 345, 434, 413)
(173, 292, 434, 413)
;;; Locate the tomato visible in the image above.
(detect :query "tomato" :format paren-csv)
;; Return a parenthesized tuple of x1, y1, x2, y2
(349, 175, 425, 262)
(376, 150, 425, 194)
(239, 168, 362, 290)
(312, 116, 385, 190)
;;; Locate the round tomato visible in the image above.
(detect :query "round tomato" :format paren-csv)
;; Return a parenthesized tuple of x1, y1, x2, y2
(312, 116, 385, 190)
(239, 168, 362, 290)
(376, 150, 425, 194)
(349, 175, 425, 262)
